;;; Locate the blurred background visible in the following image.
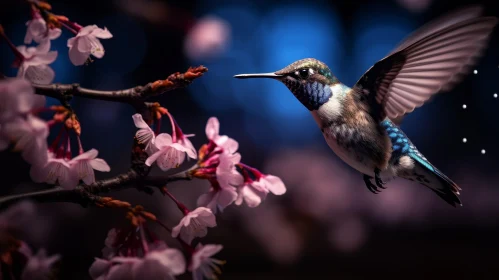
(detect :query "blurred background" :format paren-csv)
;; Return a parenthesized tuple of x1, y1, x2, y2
(1, 0, 499, 279)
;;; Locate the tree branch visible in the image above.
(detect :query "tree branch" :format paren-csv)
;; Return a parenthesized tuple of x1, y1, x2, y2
(33, 66, 208, 104)
(0, 165, 198, 209)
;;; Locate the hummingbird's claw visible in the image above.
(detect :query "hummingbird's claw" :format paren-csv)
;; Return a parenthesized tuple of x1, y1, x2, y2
(363, 174, 380, 194)
(374, 168, 386, 190)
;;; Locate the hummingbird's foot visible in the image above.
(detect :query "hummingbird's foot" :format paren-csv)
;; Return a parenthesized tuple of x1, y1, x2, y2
(374, 168, 386, 190)
(363, 174, 381, 194)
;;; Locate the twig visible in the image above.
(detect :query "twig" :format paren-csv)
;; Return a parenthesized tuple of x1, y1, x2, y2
(33, 66, 208, 104)
(0, 165, 198, 209)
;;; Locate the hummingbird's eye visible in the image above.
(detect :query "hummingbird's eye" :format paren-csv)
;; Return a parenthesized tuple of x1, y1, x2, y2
(299, 69, 309, 78)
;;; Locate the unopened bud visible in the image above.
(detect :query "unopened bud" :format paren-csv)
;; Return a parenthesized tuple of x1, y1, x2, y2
(36, 1, 52, 10)
(141, 211, 157, 221)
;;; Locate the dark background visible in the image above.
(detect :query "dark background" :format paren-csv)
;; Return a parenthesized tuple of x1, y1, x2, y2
(1, 0, 499, 279)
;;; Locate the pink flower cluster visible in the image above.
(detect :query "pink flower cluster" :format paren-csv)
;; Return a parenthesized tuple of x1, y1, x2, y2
(0, 78, 110, 189)
(194, 117, 286, 214)
(90, 216, 225, 280)
(1, 5, 112, 84)
(132, 113, 287, 214)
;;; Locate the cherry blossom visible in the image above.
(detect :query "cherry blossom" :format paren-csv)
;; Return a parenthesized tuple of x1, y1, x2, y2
(132, 113, 157, 155)
(16, 39, 58, 84)
(102, 228, 118, 259)
(171, 207, 217, 244)
(205, 117, 238, 154)
(24, 11, 62, 44)
(21, 249, 60, 280)
(235, 180, 269, 208)
(145, 133, 192, 171)
(67, 25, 113, 66)
(236, 165, 286, 208)
(30, 151, 78, 189)
(197, 153, 243, 213)
(189, 243, 225, 280)
(0, 78, 45, 124)
(69, 148, 110, 185)
(89, 248, 186, 280)
(2, 115, 49, 166)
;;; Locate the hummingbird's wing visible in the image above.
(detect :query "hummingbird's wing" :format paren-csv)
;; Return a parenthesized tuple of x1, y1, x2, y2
(352, 6, 498, 121)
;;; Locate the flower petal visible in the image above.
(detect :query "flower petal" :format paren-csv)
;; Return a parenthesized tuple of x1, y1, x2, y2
(48, 28, 62, 41)
(132, 114, 149, 129)
(77, 37, 93, 53)
(264, 175, 286, 195)
(89, 258, 111, 279)
(145, 150, 162, 167)
(154, 133, 173, 148)
(205, 117, 219, 140)
(35, 39, 51, 54)
(145, 248, 186, 275)
(69, 44, 90, 66)
(217, 186, 237, 208)
(90, 158, 111, 172)
(72, 148, 98, 161)
(90, 37, 105, 59)
(93, 27, 113, 39)
(24, 64, 55, 84)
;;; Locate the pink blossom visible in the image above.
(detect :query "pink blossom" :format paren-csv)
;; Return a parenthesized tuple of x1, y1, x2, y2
(235, 180, 268, 208)
(16, 39, 58, 84)
(189, 243, 225, 280)
(197, 153, 242, 213)
(205, 117, 238, 154)
(24, 12, 61, 44)
(171, 207, 217, 244)
(132, 113, 157, 155)
(2, 115, 49, 166)
(184, 15, 231, 60)
(30, 151, 79, 189)
(67, 25, 113, 66)
(21, 249, 60, 280)
(145, 133, 194, 171)
(89, 248, 186, 280)
(258, 175, 286, 195)
(236, 166, 286, 208)
(102, 228, 118, 259)
(69, 148, 110, 185)
(0, 78, 45, 124)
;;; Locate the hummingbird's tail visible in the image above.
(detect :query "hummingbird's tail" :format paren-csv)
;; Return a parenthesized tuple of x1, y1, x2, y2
(401, 154, 462, 207)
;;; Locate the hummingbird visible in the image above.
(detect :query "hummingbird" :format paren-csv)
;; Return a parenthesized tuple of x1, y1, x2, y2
(234, 6, 498, 207)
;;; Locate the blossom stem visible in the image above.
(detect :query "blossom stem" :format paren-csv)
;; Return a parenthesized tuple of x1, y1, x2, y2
(162, 188, 190, 215)
(0, 165, 198, 209)
(138, 223, 149, 254)
(237, 163, 263, 179)
(77, 136, 84, 154)
(31, 66, 208, 104)
(165, 111, 178, 142)
(65, 128, 72, 159)
(58, 20, 78, 35)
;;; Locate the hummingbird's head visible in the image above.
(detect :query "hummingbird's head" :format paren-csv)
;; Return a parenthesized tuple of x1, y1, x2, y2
(234, 58, 339, 111)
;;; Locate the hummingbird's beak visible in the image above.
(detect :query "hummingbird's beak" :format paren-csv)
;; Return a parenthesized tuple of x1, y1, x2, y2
(233, 73, 283, 79)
